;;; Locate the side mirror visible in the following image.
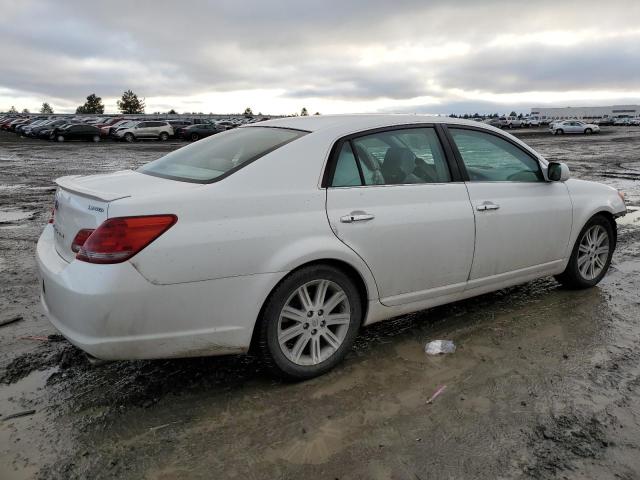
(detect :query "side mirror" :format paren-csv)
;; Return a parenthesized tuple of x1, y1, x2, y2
(547, 162, 570, 182)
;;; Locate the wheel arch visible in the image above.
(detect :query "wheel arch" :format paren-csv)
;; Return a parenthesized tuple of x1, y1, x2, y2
(248, 258, 371, 353)
(593, 210, 617, 247)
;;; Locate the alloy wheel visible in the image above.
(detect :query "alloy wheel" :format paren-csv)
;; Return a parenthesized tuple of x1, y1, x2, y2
(277, 279, 351, 366)
(577, 224, 610, 280)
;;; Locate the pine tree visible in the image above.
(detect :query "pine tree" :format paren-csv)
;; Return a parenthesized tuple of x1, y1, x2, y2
(301, 107, 309, 116)
(76, 94, 105, 114)
(244, 107, 253, 116)
(117, 90, 145, 114)
(8, 106, 17, 113)
(40, 102, 54, 114)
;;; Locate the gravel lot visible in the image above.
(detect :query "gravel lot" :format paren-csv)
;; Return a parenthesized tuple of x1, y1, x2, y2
(1, 127, 639, 479)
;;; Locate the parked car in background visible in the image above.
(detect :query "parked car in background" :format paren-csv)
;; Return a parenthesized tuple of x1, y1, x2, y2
(522, 116, 541, 127)
(596, 118, 614, 126)
(50, 124, 102, 142)
(482, 117, 507, 128)
(106, 120, 137, 138)
(215, 120, 237, 130)
(167, 120, 194, 136)
(504, 116, 523, 128)
(95, 117, 124, 130)
(35, 120, 70, 139)
(37, 115, 626, 379)
(20, 119, 50, 136)
(613, 118, 631, 126)
(7, 118, 31, 132)
(179, 123, 223, 141)
(549, 120, 600, 135)
(115, 121, 173, 142)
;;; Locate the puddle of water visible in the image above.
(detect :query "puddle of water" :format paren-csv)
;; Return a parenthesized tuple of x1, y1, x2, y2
(617, 208, 640, 226)
(0, 210, 33, 223)
(0, 184, 27, 192)
(0, 367, 59, 480)
(614, 259, 640, 274)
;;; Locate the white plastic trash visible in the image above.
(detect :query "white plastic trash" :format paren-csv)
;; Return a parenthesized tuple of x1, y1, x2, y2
(425, 340, 456, 355)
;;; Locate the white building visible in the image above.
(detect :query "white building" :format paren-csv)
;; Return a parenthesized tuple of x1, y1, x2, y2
(530, 105, 640, 121)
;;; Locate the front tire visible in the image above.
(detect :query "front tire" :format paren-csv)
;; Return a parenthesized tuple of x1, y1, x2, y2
(258, 265, 362, 380)
(555, 214, 614, 289)
(190, 133, 200, 141)
(556, 129, 564, 135)
(124, 132, 135, 142)
(92, 135, 100, 143)
(56, 135, 65, 142)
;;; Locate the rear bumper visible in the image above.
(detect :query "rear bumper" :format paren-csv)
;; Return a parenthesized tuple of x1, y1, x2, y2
(36, 224, 283, 360)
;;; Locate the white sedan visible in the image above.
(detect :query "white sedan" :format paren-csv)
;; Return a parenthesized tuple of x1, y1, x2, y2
(550, 120, 600, 135)
(37, 115, 626, 379)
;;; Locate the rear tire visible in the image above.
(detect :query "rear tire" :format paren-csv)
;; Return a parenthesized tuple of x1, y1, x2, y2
(555, 214, 614, 289)
(159, 132, 169, 141)
(258, 265, 362, 380)
(190, 133, 200, 141)
(92, 135, 100, 143)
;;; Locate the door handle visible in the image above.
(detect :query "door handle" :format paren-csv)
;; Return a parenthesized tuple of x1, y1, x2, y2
(476, 202, 500, 211)
(340, 212, 375, 223)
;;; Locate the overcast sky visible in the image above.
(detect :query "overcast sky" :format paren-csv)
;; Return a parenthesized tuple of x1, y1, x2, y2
(1, 0, 639, 115)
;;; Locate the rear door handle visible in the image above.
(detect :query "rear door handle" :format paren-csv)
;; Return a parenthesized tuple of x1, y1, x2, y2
(476, 202, 500, 211)
(340, 212, 375, 223)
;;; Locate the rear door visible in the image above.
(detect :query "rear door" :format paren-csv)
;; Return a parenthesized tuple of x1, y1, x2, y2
(446, 125, 572, 282)
(325, 125, 475, 306)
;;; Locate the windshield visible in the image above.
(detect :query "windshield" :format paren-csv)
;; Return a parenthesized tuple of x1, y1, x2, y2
(139, 126, 307, 183)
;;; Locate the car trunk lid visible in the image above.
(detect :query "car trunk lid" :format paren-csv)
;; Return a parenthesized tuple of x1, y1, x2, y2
(52, 170, 200, 262)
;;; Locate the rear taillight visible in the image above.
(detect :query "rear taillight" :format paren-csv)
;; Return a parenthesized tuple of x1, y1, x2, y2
(71, 229, 95, 253)
(76, 215, 177, 264)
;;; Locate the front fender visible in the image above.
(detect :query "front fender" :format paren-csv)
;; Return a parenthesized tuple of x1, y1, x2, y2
(565, 178, 625, 249)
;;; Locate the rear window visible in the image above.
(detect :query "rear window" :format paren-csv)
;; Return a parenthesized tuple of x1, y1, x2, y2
(139, 127, 307, 183)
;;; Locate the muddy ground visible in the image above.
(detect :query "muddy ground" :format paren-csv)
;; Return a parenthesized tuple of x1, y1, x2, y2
(1, 127, 639, 479)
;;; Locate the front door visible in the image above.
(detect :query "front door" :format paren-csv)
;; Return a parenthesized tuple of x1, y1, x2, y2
(446, 126, 573, 281)
(325, 126, 475, 306)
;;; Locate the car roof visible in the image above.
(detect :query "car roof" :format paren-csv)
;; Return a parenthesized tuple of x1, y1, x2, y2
(251, 113, 547, 164)
(254, 114, 489, 134)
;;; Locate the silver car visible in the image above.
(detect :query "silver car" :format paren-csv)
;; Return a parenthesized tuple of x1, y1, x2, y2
(550, 120, 600, 135)
(115, 121, 174, 142)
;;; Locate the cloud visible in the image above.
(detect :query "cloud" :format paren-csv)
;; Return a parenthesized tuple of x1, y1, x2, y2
(1, 0, 639, 113)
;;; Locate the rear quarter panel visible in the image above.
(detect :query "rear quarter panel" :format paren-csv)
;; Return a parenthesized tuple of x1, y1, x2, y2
(108, 133, 379, 299)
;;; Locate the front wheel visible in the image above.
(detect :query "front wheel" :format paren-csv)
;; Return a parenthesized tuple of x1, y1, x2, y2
(190, 133, 200, 141)
(556, 129, 564, 135)
(258, 265, 362, 380)
(56, 135, 65, 142)
(92, 135, 100, 143)
(584, 128, 592, 134)
(124, 133, 134, 142)
(555, 215, 614, 289)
